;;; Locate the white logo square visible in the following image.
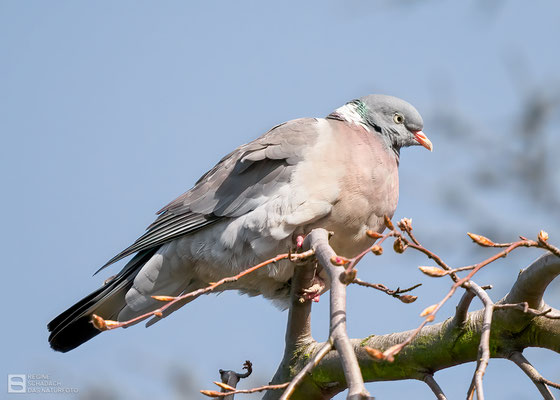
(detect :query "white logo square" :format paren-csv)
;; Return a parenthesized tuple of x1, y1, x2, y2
(7, 374, 26, 394)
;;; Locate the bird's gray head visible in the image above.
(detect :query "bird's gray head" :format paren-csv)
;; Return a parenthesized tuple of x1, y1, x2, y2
(328, 94, 433, 155)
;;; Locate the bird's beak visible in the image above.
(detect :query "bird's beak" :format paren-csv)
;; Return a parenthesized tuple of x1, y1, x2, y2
(414, 131, 433, 152)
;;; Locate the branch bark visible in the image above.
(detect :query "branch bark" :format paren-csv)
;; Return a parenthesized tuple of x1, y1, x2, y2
(284, 256, 315, 354)
(464, 281, 494, 400)
(312, 229, 370, 399)
(509, 351, 555, 400)
(503, 253, 560, 308)
(423, 374, 447, 400)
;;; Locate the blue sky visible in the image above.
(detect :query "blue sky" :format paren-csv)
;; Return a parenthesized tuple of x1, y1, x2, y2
(1, 1, 559, 399)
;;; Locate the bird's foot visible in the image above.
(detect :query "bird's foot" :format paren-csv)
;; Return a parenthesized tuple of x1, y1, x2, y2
(295, 234, 305, 249)
(299, 275, 326, 303)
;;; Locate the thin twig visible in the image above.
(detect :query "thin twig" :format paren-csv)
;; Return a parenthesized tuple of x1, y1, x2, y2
(397, 218, 420, 246)
(396, 217, 458, 281)
(538, 239, 560, 258)
(509, 352, 555, 400)
(365, 218, 459, 282)
(402, 240, 458, 281)
(201, 382, 290, 398)
(494, 303, 559, 319)
(344, 231, 396, 273)
(91, 252, 314, 330)
(540, 378, 560, 390)
(423, 374, 447, 400)
(352, 278, 421, 303)
(465, 282, 494, 400)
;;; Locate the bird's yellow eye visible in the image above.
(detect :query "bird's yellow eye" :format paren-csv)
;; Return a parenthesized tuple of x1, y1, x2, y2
(393, 113, 404, 124)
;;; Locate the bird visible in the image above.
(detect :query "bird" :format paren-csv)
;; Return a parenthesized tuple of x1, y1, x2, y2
(48, 94, 432, 352)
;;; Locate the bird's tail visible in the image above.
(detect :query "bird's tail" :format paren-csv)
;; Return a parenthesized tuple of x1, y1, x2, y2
(47, 248, 158, 353)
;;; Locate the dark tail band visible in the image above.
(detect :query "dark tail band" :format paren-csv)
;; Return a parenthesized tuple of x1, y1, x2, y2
(47, 248, 158, 352)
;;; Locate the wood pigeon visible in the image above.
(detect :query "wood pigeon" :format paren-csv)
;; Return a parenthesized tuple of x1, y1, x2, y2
(48, 94, 432, 352)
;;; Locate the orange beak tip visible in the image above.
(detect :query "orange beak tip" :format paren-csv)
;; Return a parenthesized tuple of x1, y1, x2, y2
(414, 131, 433, 152)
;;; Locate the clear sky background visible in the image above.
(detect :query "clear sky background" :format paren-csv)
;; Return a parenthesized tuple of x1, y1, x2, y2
(1, 1, 560, 399)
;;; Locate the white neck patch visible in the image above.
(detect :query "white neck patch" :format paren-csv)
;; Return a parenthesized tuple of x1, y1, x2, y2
(331, 103, 371, 131)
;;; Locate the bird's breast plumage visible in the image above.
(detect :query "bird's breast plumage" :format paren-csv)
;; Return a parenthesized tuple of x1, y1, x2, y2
(300, 119, 400, 257)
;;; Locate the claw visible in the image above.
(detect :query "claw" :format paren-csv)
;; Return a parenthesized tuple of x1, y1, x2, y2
(299, 275, 326, 302)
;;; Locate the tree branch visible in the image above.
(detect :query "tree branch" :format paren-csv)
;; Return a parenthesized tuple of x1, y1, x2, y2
(503, 252, 560, 308)
(423, 374, 447, 400)
(201, 383, 289, 398)
(269, 250, 560, 399)
(508, 352, 555, 400)
(352, 279, 420, 303)
(307, 229, 371, 400)
(464, 282, 494, 400)
(452, 288, 476, 328)
(284, 256, 315, 354)
(279, 341, 333, 400)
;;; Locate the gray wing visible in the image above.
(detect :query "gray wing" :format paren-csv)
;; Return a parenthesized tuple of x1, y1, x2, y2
(96, 118, 319, 272)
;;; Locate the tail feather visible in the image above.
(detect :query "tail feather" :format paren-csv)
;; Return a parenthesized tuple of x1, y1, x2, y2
(47, 248, 158, 352)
